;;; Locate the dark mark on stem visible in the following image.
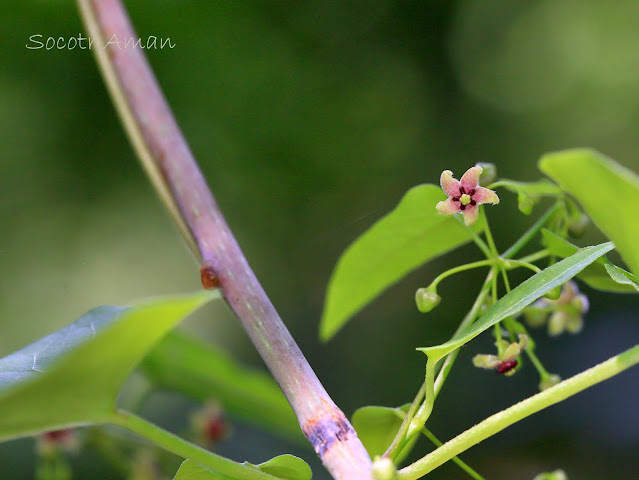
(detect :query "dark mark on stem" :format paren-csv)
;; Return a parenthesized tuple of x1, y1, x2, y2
(303, 412, 353, 457)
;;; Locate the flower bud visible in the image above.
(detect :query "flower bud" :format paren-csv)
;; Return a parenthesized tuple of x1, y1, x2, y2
(517, 192, 536, 215)
(415, 288, 441, 313)
(476, 163, 497, 185)
(547, 311, 568, 336)
(524, 308, 548, 328)
(539, 374, 562, 391)
(571, 294, 589, 314)
(564, 315, 583, 334)
(191, 402, 230, 447)
(545, 285, 562, 300)
(567, 212, 590, 237)
(372, 456, 397, 480)
(533, 469, 568, 480)
(472, 354, 500, 369)
(36, 429, 79, 457)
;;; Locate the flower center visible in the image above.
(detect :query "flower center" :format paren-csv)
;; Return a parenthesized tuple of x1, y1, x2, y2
(452, 187, 478, 210)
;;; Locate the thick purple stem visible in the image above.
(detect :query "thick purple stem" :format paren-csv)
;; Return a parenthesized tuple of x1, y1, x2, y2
(76, 1, 373, 478)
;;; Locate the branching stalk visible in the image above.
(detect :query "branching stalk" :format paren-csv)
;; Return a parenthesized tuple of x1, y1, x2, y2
(76, 1, 373, 478)
(397, 344, 639, 479)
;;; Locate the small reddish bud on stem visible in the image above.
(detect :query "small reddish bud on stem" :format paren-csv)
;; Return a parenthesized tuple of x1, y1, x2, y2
(200, 262, 220, 290)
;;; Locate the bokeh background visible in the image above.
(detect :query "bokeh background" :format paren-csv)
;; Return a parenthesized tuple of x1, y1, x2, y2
(2, 1, 639, 479)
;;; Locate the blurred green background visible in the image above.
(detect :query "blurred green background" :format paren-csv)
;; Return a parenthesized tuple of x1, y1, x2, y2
(2, 1, 639, 479)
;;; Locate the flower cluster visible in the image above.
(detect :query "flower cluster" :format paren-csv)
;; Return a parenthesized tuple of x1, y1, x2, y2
(524, 281, 589, 336)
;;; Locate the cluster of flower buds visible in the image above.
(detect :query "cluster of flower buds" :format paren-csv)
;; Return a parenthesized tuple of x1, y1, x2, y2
(473, 334, 528, 376)
(523, 281, 589, 336)
(190, 402, 230, 448)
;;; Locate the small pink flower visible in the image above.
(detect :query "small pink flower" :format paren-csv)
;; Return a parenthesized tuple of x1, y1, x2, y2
(436, 166, 500, 226)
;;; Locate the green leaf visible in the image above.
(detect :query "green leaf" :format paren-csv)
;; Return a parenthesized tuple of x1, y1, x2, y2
(0, 291, 215, 442)
(320, 184, 485, 341)
(254, 455, 312, 480)
(173, 460, 226, 480)
(141, 332, 302, 443)
(604, 263, 639, 292)
(539, 148, 639, 275)
(173, 456, 312, 480)
(541, 229, 639, 293)
(419, 242, 614, 361)
(491, 179, 561, 215)
(352, 405, 417, 463)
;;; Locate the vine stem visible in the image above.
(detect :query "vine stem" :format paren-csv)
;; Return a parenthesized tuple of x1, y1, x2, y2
(76, 1, 373, 478)
(397, 344, 639, 480)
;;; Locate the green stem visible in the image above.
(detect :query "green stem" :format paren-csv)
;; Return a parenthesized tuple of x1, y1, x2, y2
(454, 216, 492, 259)
(408, 272, 495, 437)
(502, 203, 562, 260)
(481, 210, 499, 259)
(526, 347, 551, 379)
(517, 249, 550, 264)
(493, 324, 503, 355)
(397, 345, 639, 480)
(504, 259, 542, 274)
(385, 272, 495, 460)
(383, 381, 428, 460)
(407, 360, 437, 437)
(421, 428, 486, 480)
(428, 259, 495, 289)
(499, 266, 511, 292)
(433, 271, 494, 398)
(108, 410, 278, 480)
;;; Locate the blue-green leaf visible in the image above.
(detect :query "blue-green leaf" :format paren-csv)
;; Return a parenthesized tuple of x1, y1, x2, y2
(0, 292, 215, 442)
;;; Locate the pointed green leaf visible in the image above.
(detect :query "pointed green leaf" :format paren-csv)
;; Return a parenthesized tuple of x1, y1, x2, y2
(419, 242, 614, 361)
(541, 229, 639, 293)
(539, 148, 639, 275)
(0, 291, 215, 442)
(320, 184, 485, 341)
(141, 333, 302, 443)
(603, 263, 639, 292)
(352, 405, 416, 463)
(173, 456, 311, 480)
